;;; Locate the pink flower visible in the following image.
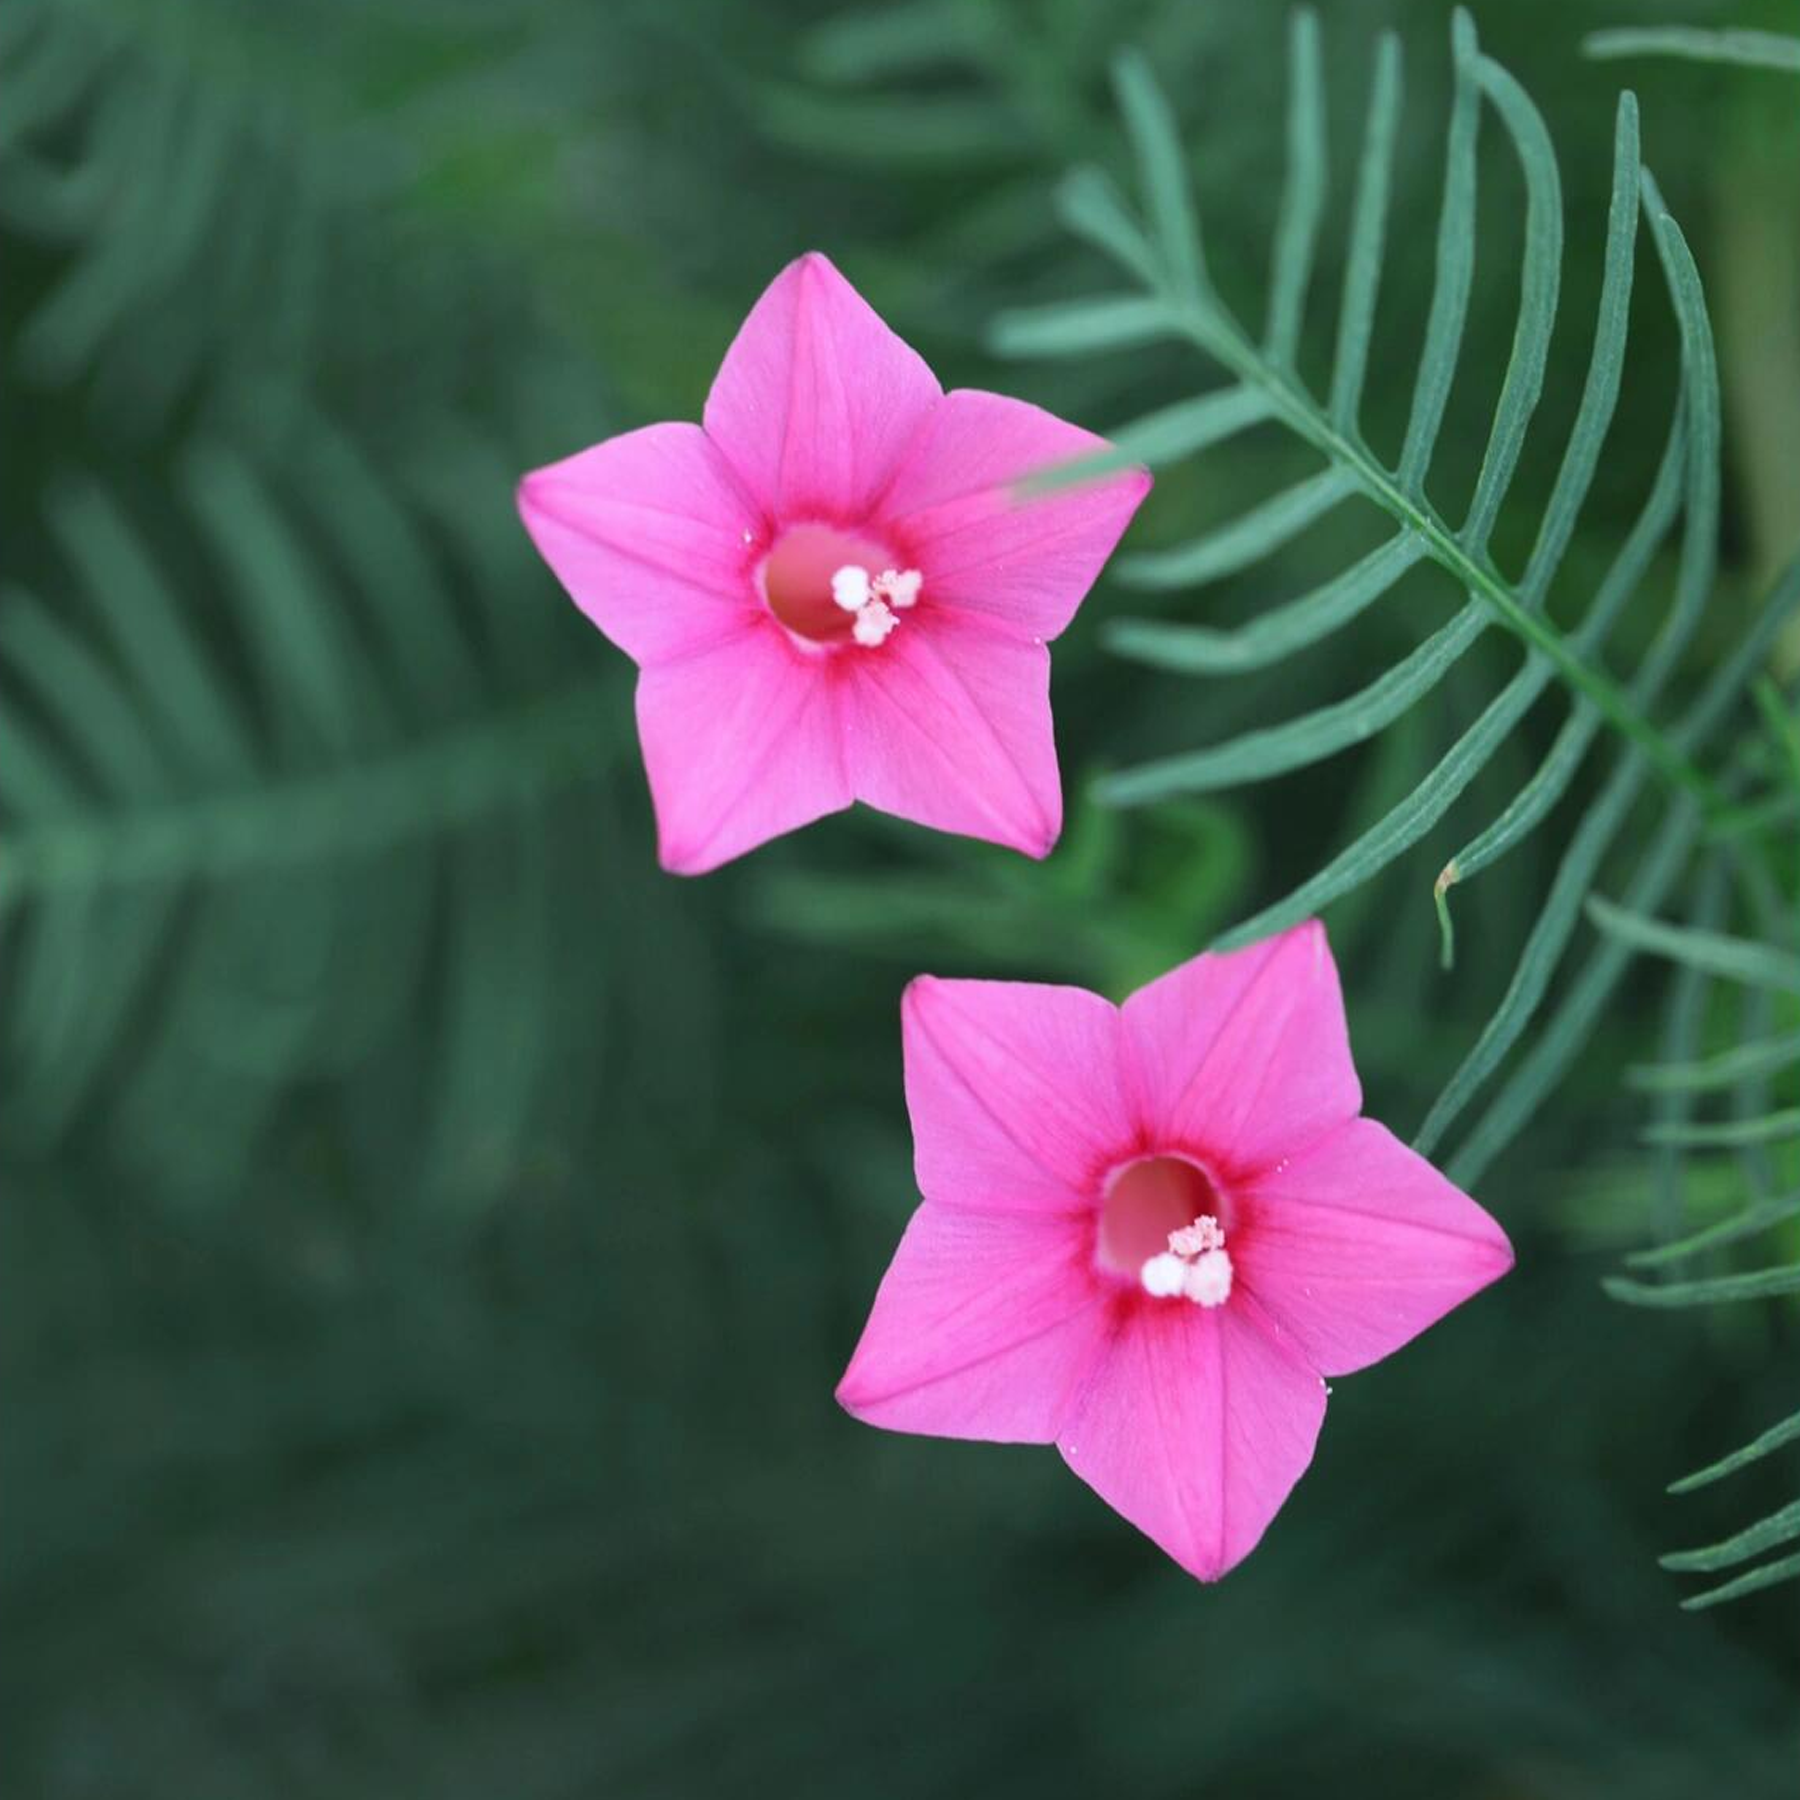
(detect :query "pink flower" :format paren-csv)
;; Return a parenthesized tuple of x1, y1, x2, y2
(837, 921, 1513, 1581)
(517, 253, 1150, 874)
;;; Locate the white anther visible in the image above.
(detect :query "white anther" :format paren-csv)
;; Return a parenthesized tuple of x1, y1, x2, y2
(1140, 1252, 1189, 1299)
(851, 599, 898, 647)
(831, 565, 872, 613)
(874, 568, 922, 610)
(1168, 1216, 1224, 1258)
(1182, 1248, 1233, 1308)
(1141, 1214, 1233, 1307)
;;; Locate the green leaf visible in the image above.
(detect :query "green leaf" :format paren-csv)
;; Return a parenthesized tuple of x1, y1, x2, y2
(0, 588, 173, 801)
(0, 709, 84, 826)
(1584, 27, 1800, 74)
(753, 86, 1030, 171)
(1641, 1110, 1800, 1150)
(1511, 95, 1640, 603)
(1264, 10, 1325, 367)
(1054, 164, 1159, 286)
(1024, 387, 1270, 492)
(1671, 1408, 1800, 1492)
(1114, 469, 1354, 589)
(179, 442, 372, 759)
(46, 479, 250, 781)
(1397, 9, 1479, 493)
(1627, 1189, 1800, 1268)
(1112, 46, 1204, 299)
(1328, 33, 1401, 430)
(1604, 1263, 1800, 1307)
(1629, 1029, 1800, 1095)
(1751, 676, 1800, 793)
(989, 293, 1171, 358)
(1435, 399, 1678, 954)
(1104, 535, 1424, 675)
(1078, 23, 1722, 846)
(1417, 178, 1737, 1167)
(1662, 1498, 1800, 1574)
(1459, 53, 1563, 551)
(799, 2, 984, 84)
(1678, 1551, 1800, 1611)
(1587, 896, 1800, 995)
(1099, 604, 1483, 806)
(0, 413, 626, 1205)
(1442, 557, 1800, 1185)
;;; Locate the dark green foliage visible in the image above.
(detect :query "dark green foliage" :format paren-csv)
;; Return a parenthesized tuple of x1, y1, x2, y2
(3, 1, 1797, 1794)
(1588, 868, 1800, 1609)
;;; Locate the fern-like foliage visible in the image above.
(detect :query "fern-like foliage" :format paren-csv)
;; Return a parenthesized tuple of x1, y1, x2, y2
(991, 6, 1800, 1609)
(0, 0, 708, 1209)
(1584, 765, 1800, 1608)
(745, 0, 1276, 346)
(992, 9, 1800, 1198)
(0, 0, 558, 434)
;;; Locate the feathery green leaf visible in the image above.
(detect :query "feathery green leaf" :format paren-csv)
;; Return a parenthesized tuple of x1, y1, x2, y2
(1584, 26, 1800, 74)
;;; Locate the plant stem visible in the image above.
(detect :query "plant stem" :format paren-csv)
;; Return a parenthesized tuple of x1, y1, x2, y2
(1172, 301, 1734, 821)
(0, 679, 619, 905)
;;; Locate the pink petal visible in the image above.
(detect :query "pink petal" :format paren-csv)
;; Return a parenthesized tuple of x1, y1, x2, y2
(843, 611, 1061, 858)
(635, 621, 849, 873)
(1057, 1301, 1326, 1581)
(903, 976, 1130, 1216)
(1121, 921, 1361, 1177)
(1234, 1119, 1513, 1377)
(836, 1203, 1112, 1443)
(875, 389, 1152, 640)
(517, 423, 764, 667)
(702, 252, 942, 523)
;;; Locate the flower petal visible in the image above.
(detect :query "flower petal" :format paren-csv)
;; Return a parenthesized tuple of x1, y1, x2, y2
(836, 1203, 1112, 1443)
(1121, 921, 1360, 1176)
(518, 423, 764, 667)
(635, 622, 849, 874)
(1057, 1301, 1326, 1581)
(703, 252, 942, 522)
(843, 612, 1061, 857)
(1234, 1119, 1513, 1377)
(876, 389, 1152, 640)
(903, 975, 1130, 1216)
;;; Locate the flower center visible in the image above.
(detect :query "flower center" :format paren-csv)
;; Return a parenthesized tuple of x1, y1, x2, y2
(758, 522, 920, 649)
(1097, 1155, 1234, 1308)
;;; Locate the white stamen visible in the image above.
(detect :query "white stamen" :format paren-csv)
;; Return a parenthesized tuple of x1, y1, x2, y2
(1137, 1213, 1234, 1306)
(851, 599, 898, 647)
(831, 565, 872, 613)
(1168, 1216, 1224, 1258)
(874, 568, 922, 610)
(1182, 1248, 1233, 1308)
(1140, 1252, 1189, 1298)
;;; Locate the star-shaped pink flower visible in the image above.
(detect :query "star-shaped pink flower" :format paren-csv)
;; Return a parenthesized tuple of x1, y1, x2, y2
(517, 252, 1150, 873)
(837, 921, 1513, 1581)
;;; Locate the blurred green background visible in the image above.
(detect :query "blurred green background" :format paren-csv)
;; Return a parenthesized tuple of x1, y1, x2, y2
(3, 0, 1797, 1794)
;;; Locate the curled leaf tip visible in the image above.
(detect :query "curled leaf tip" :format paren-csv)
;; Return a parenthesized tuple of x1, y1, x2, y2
(1433, 861, 1460, 969)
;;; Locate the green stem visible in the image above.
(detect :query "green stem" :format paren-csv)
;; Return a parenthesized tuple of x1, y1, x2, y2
(1171, 301, 1733, 820)
(0, 680, 618, 905)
